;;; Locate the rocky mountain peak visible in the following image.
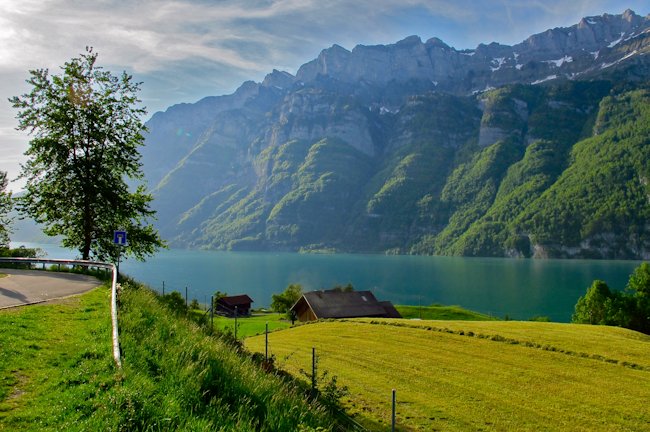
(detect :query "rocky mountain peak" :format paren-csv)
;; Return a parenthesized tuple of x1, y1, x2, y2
(396, 35, 423, 46)
(425, 37, 450, 49)
(262, 69, 295, 89)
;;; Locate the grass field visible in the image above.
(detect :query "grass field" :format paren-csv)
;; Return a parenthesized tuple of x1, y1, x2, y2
(395, 304, 497, 321)
(1, 284, 344, 431)
(190, 310, 292, 338)
(0, 286, 115, 430)
(245, 319, 650, 431)
(199, 304, 493, 339)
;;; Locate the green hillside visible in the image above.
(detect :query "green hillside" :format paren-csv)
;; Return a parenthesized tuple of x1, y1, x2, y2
(155, 81, 650, 259)
(246, 319, 650, 431)
(0, 285, 344, 431)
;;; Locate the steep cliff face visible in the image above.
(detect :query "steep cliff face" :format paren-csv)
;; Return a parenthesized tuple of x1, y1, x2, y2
(142, 10, 650, 258)
(295, 9, 649, 94)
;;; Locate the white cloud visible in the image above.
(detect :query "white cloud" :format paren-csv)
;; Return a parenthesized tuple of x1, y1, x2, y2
(0, 0, 648, 190)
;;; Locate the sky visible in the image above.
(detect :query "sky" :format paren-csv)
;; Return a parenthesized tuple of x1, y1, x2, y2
(1, 0, 648, 191)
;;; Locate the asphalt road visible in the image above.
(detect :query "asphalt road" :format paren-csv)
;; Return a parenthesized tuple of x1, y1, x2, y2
(0, 269, 102, 309)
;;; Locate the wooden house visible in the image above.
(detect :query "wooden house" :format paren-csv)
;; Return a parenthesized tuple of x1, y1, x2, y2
(216, 294, 253, 317)
(290, 290, 401, 322)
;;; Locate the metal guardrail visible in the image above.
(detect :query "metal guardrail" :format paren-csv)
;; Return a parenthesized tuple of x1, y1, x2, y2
(0, 257, 122, 368)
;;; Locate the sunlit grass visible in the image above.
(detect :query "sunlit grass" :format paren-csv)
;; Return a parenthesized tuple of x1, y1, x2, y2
(246, 319, 650, 431)
(190, 310, 292, 338)
(395, 304, 497, 321)
(0, 286, 115, 431)
(1, 283, 343, 431)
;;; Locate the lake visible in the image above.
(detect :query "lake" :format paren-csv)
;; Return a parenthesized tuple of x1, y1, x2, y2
(13, 242, 643, 322)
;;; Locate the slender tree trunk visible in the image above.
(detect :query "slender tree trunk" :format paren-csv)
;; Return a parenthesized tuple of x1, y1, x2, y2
(82, 211, 92, 261)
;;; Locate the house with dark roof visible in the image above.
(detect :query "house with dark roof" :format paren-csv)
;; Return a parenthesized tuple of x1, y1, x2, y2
(216, 294, 253, 317)
(290, 290, 401, 322)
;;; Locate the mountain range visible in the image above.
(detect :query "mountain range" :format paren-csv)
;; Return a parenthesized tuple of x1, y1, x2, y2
(141, 9, 650, 259)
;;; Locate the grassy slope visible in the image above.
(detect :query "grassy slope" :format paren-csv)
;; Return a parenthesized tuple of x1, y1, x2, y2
(1, 285, 341, 431)
(395, 304, 496, 321)
(197, 304, 492, 339)
(0, 286, 115, 431)
(190, 310, 292, 338)
(245, 319, 650, 431)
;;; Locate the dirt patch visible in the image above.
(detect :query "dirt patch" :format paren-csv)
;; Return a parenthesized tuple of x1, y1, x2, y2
(6, 371, 28, 402)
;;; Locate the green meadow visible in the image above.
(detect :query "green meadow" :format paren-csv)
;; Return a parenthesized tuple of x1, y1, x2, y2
(246, 319, 650, 431)
(0, 284, 343, 431)
(192, 310, 292, 338)
(3, 280, 649, 431)
(201, 304, 494, 340)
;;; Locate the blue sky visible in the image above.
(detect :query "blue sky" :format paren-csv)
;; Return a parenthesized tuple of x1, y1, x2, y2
(1, 0, 648, 190)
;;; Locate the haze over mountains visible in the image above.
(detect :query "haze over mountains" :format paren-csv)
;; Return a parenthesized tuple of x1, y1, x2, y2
(141, 9, 650, 259)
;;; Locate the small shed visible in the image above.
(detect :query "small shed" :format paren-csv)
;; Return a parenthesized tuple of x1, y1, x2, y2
(290, 290, 401, 322)
(216, 295, 253, 317)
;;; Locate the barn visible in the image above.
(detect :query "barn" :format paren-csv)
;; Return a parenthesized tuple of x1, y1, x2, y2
(290, 290, 401, 322)
(216, 294, 253, 317)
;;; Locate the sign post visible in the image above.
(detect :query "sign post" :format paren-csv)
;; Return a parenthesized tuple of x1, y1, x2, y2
(113, 230, 128, 277)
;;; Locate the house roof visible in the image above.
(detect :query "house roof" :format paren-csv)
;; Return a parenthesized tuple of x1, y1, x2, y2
(379, 301, 402, 319)
(218, 295, 253, 307)
(293, 290, 399, 319)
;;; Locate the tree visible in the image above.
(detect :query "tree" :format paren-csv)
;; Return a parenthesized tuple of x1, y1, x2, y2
(10, 48, 163, 261)
(271, 284, 303, 313)
(626, 262, 650, 334)
(572, 263, 650, 334)
(332, 283, 354, 292)
(212, 290, 228, 311)
(0, 171, 12, 249)
(572, 280, 615, 325)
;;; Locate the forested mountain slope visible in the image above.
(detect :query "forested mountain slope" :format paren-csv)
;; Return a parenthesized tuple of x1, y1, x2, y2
(142, 10, 650, 259)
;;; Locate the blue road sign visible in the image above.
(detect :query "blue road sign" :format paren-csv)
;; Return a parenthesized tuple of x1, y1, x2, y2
(114, 230, 128, 246)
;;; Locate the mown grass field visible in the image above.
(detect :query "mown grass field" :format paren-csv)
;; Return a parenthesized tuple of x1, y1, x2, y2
(395, 304, 497, 321)
(195, 304, 493, 339)
(245, 319, 650, 431)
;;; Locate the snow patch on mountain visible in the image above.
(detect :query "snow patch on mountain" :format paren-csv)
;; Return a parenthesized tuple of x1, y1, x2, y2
(491, 57, 507, 71)
(608, 32, 626, 47)
(532, 75, 558, 85)
(601, 50, 638, 69)
(543, 56, 574, 67)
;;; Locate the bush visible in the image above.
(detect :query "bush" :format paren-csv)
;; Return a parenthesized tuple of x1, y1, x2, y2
(271, 284, 303, 313)
(160, 291, 188, 315)
(572, 263, 650, 334)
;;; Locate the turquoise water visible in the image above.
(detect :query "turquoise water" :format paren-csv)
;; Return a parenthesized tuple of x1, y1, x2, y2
(15, 242, 642, 322)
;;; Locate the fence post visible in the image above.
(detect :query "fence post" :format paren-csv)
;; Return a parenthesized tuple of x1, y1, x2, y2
(392, 389, 396, 432)
(311, 347, 317, 395)
(185, 286, 188, 308)
(234, 306, 238, 340)
(162, 281, 165, 296)
(265, 322, 269, 361)
(210, 295, 214, 329)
